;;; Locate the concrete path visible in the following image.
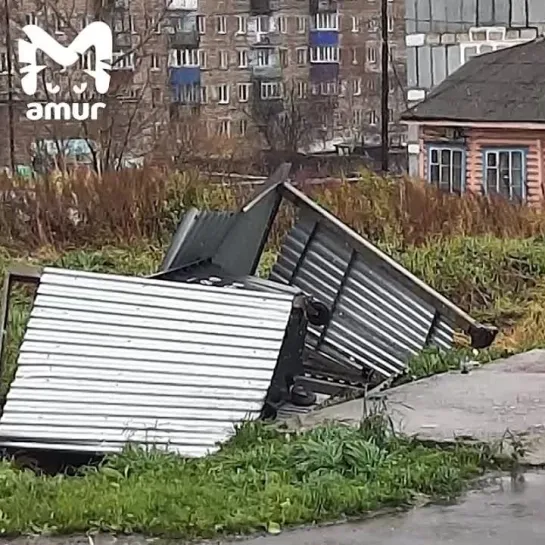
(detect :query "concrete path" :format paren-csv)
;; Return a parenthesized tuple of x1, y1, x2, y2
(285, 349, 545, 464)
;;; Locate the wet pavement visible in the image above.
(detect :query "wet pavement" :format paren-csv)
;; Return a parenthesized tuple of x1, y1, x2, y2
(6, 472, 545, 545)
(286, 350, 545, 465)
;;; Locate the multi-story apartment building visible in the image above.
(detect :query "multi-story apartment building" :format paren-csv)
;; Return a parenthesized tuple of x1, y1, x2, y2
(0, 0, 406, 171)
(404, 0, 545, 177)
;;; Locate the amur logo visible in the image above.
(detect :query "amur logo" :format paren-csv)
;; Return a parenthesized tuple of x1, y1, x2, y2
(17, 21, 113, 121)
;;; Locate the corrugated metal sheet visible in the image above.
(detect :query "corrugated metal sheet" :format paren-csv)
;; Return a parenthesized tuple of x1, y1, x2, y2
(270, 212, 463, 379)
(0, 267, 295, 456)
(160, 209, 236, 272)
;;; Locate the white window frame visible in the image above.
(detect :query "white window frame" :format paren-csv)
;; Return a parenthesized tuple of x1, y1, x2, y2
(256, 48, 272, 66)
(368, 110, 378, 125)
(169, 48, 199, 67)
(277, 15, 287, 33)
(236, 15, 247, 34)
(296, 80, 307, 98)
(198, 49, 207, 68)
(200, 85, 208, 103)
(256, 15, 270, 33)
(296, 47, 307, 65)
(112, 51, 135, 70)
(25, 13, 37, 26)
(239, 118, 248, 136)
(351, 16, 359, 32)
(483, 147, 526, 200)
(217, 119, 231, 137)
(196, 15, 206, 34)
(238, 83, 250, 102)
(296, 16, 307, 33)
(150, 53, 160, 70)
(366, 45, 377, 64)
(219, 50, 229, 69)
(309, 46, 339, 63)
(216, 15, 226, 34)
(388, 15, 394, 32)
(0, 51, 8, 74)
(217, 84, 230, 104)
(237, 49, 248, 68)
(352, 78, 362, 96)
(260, 81, 282, 100)
(314, 13, 338, 31)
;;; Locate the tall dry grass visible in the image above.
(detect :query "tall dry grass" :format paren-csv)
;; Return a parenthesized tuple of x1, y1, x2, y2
(1, 168, 545, 252)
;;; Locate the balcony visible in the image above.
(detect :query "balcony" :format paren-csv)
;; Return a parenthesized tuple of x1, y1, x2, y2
(249, 31, 282, 47)
(166, 0, 197, 9)
(309, 0, 337, 14)
(113, 32, 133, 48)
(251, 64, 282, 79)
(168, 29, 199, 48)
(250, 0, 271, 15)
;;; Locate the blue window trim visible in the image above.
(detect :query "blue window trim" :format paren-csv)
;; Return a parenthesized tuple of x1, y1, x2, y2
(481, 146, 528, 200)
(426, 142, 467, 193)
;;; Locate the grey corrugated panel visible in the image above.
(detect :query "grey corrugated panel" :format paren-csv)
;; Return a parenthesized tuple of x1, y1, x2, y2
(270, 215, 464, 380)
(429, 316, 455, 351)
(160, 209, 236, 271)
(0, 267, 295, 456)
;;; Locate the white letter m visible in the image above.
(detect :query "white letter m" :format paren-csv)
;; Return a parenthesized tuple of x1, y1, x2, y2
(18, 21, 112, 96)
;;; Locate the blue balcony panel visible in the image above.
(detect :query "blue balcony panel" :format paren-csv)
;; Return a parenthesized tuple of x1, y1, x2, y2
(310, 63, 339, 82)
(169, 66, 201, 86)
(309, 30, 339, 47)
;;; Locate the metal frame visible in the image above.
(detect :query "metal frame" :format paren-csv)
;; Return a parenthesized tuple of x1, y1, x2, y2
(0, 265, 42, 384)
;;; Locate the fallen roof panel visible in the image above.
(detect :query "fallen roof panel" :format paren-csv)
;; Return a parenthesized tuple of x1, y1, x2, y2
(0, 267, 295, 456)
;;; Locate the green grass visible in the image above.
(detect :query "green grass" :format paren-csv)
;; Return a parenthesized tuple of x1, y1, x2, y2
(0, 421, 499, 538)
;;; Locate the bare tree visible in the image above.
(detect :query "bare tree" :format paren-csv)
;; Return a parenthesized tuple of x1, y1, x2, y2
(8, 0, 173, 173)
(246, 79, 336, 156)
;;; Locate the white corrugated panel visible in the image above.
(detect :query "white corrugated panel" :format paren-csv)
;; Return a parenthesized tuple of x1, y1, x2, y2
(0, 268, 295, 457)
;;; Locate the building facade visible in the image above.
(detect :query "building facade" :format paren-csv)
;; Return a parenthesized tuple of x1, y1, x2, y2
(0, 0, 406, 171)
(404, 0, 545, 178)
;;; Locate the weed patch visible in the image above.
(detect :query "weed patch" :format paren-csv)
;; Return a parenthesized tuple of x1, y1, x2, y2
(0, 422, 497, 538)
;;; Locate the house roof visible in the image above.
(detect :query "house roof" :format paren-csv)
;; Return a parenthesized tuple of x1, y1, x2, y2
(402, 37, 545, 123)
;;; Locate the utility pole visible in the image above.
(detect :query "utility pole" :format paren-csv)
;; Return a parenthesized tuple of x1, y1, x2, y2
(380, 0, 389, 173)
(3, 0, 16, 173)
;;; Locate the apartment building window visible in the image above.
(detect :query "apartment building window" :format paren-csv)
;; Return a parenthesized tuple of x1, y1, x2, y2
(256, 15, 270, 33)
(351, 47, 358, 64)
(368, 78, 376, 91)
(277, 15, 287, 33)
(319, 81, 337, 95)
(256, 48, 272, 66)
(198, 50, 207, 68)
(296, 80, 307, 98)
(261, 81, 282, 99)
(216, 16, 226, 34)
(112, 51, 135, 70)
(388, 16, 394, 32)
(200, 86, 208, 103)
(237, 15, 247, 34)
(237, 49, 248, 68)
(79, 50, 93, 70)
(217, 119, 231, 137)
(352, 78, 362, 96)
(368, 110, 378, 125)
(150, 54, 160, 70)
(368, 18, 378, 32)
(238, 83, 251, 102)
(152, 88, 162, 107)
(428, 146, 465, 194)
(279, 48, 288, 67)
(25, 13, 37, 26)
(197, 15, 206, 34)
(314, 13, 338, 30)
(239, 119, 248, 136)
(351, 16, 359, 32)
(367, 45, 377, 64)
(219, 50, 229, 69)
(217, 84, 230, 104)
(148, 17, 161, 33)
(296, 16, 307, 33)
(0, 52, 8, 74)
(170, 48, 199, 67)
(296, 47, 307, 65)
(353, 109, 363, 127)
(309, 46, 339, 63)
(483, 148, 526, 200)
(52, 13, 63, 33)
